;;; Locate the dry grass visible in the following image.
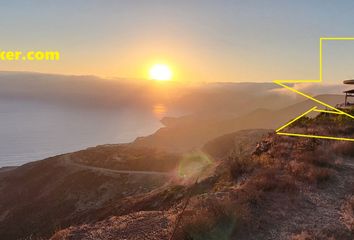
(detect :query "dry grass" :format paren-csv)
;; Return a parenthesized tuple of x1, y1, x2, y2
(21, 236, 49, 240)
(332, 142, 354, 158)
(291, 231, 314, 240)
(287, 161, 333, 184)
(290, 231, 337, 240)
(178, 199, 249, 240)
(244, 169, 297, 193)
(254, 135, 336, 185)
(349, 196, 354, 210)
(299, 148, 334, 168)
(341, 196, 354, 232)
(227, 154, 256, 180)
(49, 229, 70, 240)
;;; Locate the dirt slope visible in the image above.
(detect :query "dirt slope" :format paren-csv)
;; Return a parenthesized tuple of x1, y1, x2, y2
(0, 145, 177, 240)
(52, 111, 354, 239)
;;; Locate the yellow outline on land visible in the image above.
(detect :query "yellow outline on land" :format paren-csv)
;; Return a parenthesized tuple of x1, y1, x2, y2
(274, 37, 354, 141)
(312, 109, 344, 114)
(276, 106, 318, 132)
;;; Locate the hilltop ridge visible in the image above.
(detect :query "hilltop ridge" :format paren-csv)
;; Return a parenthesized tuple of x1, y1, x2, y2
(53, 110, 354, 239)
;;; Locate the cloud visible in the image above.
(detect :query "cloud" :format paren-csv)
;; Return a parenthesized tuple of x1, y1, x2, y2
(269, 82, 348, 98)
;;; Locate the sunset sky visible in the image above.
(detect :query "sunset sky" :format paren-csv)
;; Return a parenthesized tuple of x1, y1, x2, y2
(2, 1, 354, 83)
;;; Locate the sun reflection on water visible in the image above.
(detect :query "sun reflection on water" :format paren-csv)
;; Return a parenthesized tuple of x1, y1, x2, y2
(153, 103, 167, 118)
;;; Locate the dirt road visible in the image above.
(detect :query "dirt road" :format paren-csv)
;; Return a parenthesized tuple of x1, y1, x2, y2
(64, 155, 173, 177)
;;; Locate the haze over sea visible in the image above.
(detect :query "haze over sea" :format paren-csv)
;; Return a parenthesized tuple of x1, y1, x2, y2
(0, 100, 163, 167)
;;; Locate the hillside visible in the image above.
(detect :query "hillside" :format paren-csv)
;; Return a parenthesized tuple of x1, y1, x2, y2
(0, 145, 179, 240)
(133, 94, 344, 152)
(52, 110, 354, 240)
(1, 100, 354, 240)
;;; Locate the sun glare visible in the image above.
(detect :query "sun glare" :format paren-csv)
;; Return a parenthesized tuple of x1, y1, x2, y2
(149, 64, 172, 81)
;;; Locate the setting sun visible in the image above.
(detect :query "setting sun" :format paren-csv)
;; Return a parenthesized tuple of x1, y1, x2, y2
(149, 64, 172, 81)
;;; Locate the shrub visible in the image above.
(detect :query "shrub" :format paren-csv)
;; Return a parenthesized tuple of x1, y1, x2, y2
(228, 155, 256, 180)
(291, 231, 314, 240)
(287, 161, 332, 184)
(290, 231, 337, 240)
(245, 169, 297, 193)
(226, 144, 258, 180)
(332, 142, 354, 158)
(307, 167, 332, 183)
(179, 199, 249, 240)
(297, 145, 334, 168)
(341, 196, 354, 232)
(291, 116, 312, 128)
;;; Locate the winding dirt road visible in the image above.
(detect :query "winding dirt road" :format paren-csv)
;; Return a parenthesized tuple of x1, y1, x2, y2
(64, 155, 173, 177)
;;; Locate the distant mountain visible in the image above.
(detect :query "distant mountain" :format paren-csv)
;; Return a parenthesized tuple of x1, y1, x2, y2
(133, 94, 344, 152)
(2, 71, 345, 129)
(0, 71, 303, 114)
(275, 94, 344, 119)
(0, 71, 155, 109)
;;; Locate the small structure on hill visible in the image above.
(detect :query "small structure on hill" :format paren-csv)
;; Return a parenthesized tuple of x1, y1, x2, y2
(343, 79, 354, 106)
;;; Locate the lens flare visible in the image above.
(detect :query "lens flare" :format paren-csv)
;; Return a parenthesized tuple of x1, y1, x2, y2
(177, 151, 213, 179)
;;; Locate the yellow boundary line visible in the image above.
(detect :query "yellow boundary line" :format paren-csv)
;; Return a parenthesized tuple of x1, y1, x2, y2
(276, 106, 317, 132)
(274, 37, 354, 141)
(277, 132, 354, 142)
(313, 109, 344, 114)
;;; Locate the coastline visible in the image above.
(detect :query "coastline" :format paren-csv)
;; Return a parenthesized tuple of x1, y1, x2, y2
(0, 166, 17, 173)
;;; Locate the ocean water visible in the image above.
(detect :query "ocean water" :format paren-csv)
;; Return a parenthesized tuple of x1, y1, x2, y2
(0, 100, 163, 167)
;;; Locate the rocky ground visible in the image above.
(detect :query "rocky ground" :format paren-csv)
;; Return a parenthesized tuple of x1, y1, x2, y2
(51, 211, 175, 240)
